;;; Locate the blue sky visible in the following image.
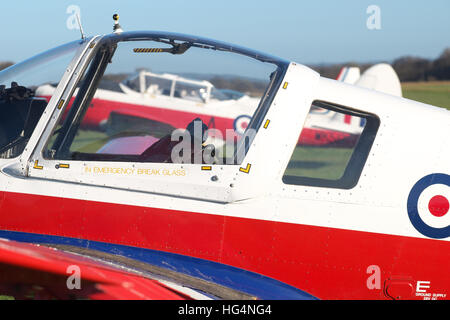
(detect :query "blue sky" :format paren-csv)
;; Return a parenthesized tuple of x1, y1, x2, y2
(1, 0, 449, 65)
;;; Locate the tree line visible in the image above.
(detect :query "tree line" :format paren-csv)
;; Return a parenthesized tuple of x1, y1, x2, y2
(1, 47, 449, 84)
(0, 62, 13, 71)
(309, 48, 450, 82)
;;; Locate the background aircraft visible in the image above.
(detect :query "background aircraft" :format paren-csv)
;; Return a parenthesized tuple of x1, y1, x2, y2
(35, 62, 403, 151)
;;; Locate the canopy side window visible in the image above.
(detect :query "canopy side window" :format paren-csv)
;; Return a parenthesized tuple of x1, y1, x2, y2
(282, 100, 380, 189)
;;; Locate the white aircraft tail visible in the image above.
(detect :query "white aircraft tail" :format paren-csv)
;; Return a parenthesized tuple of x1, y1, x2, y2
(336, 64, 402, 97)
(355, 63, 402, 97)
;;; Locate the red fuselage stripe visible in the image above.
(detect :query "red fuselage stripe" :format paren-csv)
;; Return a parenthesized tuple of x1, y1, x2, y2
(0, 191, 448, 300)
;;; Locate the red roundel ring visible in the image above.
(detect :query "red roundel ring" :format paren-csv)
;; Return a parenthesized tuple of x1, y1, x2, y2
(407, 173, 450, 239)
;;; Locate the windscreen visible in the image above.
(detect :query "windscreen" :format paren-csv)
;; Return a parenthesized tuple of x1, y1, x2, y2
(47, 38, 280, 165)
(0, 40, 83, 158)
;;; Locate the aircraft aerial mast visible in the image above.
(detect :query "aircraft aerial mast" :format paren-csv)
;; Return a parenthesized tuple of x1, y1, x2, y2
(113, 14, 123, 33)
(76, 13, 86, 40)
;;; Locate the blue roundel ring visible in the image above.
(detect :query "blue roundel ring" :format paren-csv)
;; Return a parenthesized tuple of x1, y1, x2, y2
(233, 115, 252, 135)
(407, 173, 450, 239)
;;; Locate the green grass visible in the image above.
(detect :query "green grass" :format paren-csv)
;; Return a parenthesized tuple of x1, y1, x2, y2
(70, 130, 109, 153)
(284, 146, 354, 180)
(0, 295, 15, 300)
(402, 81, 450, 110)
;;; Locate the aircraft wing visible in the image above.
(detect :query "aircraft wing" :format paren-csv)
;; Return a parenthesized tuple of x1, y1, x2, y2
(0, 238, 192, 300)
(0, 237, 315, 300)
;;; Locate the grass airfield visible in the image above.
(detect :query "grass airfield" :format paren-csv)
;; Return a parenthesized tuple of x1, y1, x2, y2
(402, 81, 450, 110)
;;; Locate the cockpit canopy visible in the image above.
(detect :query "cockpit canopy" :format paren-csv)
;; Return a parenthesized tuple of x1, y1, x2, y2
(0, 32, 289, 164)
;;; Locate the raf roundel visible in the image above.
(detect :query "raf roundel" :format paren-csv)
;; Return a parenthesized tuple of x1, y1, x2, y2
(407, 173, 450, 239)
(233, 115, 252, 135)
